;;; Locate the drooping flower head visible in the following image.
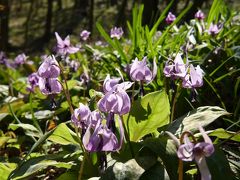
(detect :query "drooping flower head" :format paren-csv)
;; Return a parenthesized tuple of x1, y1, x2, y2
(27, 72, 40, 92)
(80, 30, 91, 41)
(103, 74, 121, 93)
(110, 27, 124, 40)
(0, 51, 8, 65)
(177, 126, 215, 180)
(71, 103, 91, 129)
(38, 55, 62, 95)
(195, 10, 205, 20)
(166, 12, 176, 24)
(38, 77, 62, 95)
(14, 53, 27, 66)
(208, 23, 221, 36)
(182, 65, 204, 89)
(54, 32, 79, 56)
(163, 53, 187, 79)
(83, 116, 124, 152)
(38, 55, 60, 78)
(129, 57, 157, 84)
(98, 81, 133, 115)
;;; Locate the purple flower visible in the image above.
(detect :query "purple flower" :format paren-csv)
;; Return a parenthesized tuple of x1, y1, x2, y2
(83, 116, 124, 152)
(103, 74, 121, 93)
(55, 32, 79, 56)
(177, 126, 214, 180)
(80, 72, 90, 85)
(182, 65, 204, 88)
(208, 23, 221, 35)
(69, 60, 80, 72)
(89, 110, 102, 128)
(83, 121, 119, 152)
(27, 72, 39, 92)
(98, 81, 133, 115)
(14, 53, 27, 66)
(110, 27, 124, 40)
(129, 57, 157, 83)
(38, 77, 62, 95)
(38, 55, 60, 78)
(71, 103, 91, 129)
(166, 12, 176, 24)
(195, 10, 205, 20)
(163, 53, 187, 79)
(0, 51, 7, 65)
(80, 30, 91, 41)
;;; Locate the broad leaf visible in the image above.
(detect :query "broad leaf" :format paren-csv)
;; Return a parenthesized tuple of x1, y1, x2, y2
(25, 110, 54, 120)
(143, 137, 178, 180)
(8, 123, 41, 138)
(209, 128, 240, 142)
(167, 106, 230, 136)
(0, 163, 17, 180)
(123, 91, 170, 142)
(48, 123, 79, 145)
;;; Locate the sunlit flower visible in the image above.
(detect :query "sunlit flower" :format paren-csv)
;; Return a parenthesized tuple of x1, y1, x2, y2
(208, 23, 221, 35)
(163, 53, 187, 79)
(103, 74, 121, 93)
(14, 53, 27, 66)
(195, 10, 205, 20)
(38, 55, 60, 78)
(55, 32, 79, 56)
(71, 103, 91, 129)
(129, 57, 157, 84)
(38, 77, 62, 95)
(98, 81, 133, 115)
(166, 12, 176, 24)
(27, 72, 39, 92)
(110, 27, 124, 40)
(182, 65, 204, 88)
(80, 30, 91, 41)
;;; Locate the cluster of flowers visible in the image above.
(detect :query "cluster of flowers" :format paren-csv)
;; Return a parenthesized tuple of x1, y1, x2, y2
(0, 51, 30, 68)
(163, 53, 204, 90)
(165, 10, 222, 35)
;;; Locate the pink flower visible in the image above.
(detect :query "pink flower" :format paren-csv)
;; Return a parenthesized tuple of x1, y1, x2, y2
(80, 30, 91, 41)
(166, 12, 176, 24)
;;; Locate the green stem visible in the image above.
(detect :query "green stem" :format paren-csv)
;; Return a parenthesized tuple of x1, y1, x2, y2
(131, 82, 135, 103)
(29, 92, 43, 135)
(78, 152, 87, 180)
(59, 63, 87, 180)
(170, 85, 181, 123)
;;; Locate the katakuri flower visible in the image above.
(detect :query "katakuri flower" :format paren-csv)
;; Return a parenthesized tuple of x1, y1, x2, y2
(103, 74, 121, 93)
(182, 65, 204, 88)
(71, 103, 91, 129)
(166, 12, 176, 24)
(80, 30, 91, 41)
(38, 77, 62, 95)
(163, 53, 187, 79)
(38, 55, 60, 78)
(55, 32, 79, 56)
(129, 57, 157, 84)
(208, 23, 221, 36)
(83, 117, 124, 152)
(177, 126, 214, 180)
(14, 53, 27, 66)
(110, 27, 124, 40)
(27, 72, 39, 92)
(98, 81, 133, 115)
(195, 10, 205, 20)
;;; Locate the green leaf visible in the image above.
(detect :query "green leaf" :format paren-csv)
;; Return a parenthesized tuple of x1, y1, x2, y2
(0, 136, 11, 147)
(123, 90, 170, 142)
(167, 106, 230, 136)
(143, 137, 178, 180)
(25, 110, 54, 120)
(209, 128, 240, 142)
(8, 123, 41, 138)
(207, 146, 235, 180)
(48, 123, 79, 145)
(0, 163, 17, 180)
(139, 162, 169, 180)
(12, 160, 73, 180)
